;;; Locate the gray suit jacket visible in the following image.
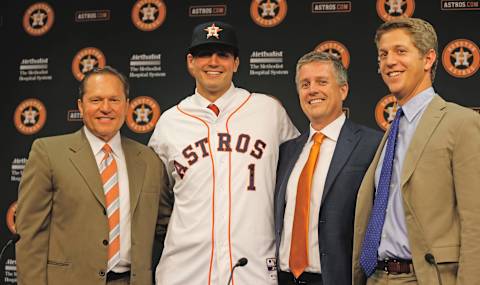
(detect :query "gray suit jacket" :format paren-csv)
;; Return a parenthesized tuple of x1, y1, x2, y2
(16, 129, 170, 285)
(274, 119, 381, 285)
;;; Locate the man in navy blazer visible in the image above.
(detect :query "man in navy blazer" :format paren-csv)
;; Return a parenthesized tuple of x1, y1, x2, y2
(274, 51, 382, 285)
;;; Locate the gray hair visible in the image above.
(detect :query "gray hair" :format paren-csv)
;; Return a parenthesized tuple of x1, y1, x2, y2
(295, 51, 348, 86)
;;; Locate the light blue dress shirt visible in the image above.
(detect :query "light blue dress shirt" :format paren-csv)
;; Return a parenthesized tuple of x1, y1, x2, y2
(375, 87, 435, 260)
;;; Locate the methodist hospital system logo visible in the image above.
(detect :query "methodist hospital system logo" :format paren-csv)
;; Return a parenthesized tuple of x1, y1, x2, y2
(71, 47, 106, 81)
(14, 98, 47, 135)
(442, 39, 480, 78)
(250, 0, 287, 27)
(126, 96, 161, 133)
(131, 0, 167, 31)
(376, 0, 415, 22)
(23, 2, 54, 36)
(315, 40, 350, 69)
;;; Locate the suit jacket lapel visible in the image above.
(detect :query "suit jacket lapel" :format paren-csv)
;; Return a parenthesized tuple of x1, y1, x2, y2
(122, 138, 146, 215)
(401, 95, 446, 187)
(322, 119, 360, 203)
(69, 130, 106, 207)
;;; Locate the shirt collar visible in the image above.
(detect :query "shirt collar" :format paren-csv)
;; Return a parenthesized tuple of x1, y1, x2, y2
(399, 87, 435, 123)
(193, 83, 235, 111)
(83, 126, 122, 156)
(308, 113, 346, 143)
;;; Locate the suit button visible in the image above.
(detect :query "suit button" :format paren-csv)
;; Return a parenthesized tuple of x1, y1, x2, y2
(99, 270, 105, 277)
(103, 240, 108, 246)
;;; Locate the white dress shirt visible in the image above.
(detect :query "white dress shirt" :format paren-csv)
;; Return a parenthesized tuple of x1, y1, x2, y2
(280, 114, 346, 273)
(84, 127, 131, 273)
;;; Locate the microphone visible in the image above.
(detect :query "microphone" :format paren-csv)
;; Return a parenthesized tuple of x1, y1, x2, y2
(0, 234, 20, 261)
(227, 257, 248, 285)
(425, 253, 443, 285)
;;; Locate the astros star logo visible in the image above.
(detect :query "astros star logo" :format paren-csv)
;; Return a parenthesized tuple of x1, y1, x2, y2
(260, 0, 278, 17)
(22, 107, 38, 125)
(31, 10, 47, 27)
(134, 104, 152, 123)
(204, 23, 223, 39)
(80, 55, 98, 73)
(452, 47, 473, 67)
(141, 3, 158, 21)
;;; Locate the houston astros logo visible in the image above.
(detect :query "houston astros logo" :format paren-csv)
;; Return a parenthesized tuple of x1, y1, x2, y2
(376, 0, 415, 22)
(250, 0, 288, 28)
(204, 23, 223, 39)
(131, 0, 167, 31)
(442, 39, 480, 78)
(6, 201, 17, 234)
(315, 40, 350, 69)
(23, 2, 55, 36)
(71, 47, 106, 81)
(126, 96, 161, 133)
(375, 94, 399, 131)
(14, 98, 47, 135)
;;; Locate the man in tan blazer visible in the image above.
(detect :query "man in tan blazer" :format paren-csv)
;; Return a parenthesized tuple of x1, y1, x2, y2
(16, 66, 170, 285)
(352, 18, 480, 285)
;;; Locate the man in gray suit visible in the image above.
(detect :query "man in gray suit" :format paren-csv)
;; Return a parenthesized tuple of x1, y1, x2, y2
(16, 66, 169, 285)
(274, 51, 382, 285)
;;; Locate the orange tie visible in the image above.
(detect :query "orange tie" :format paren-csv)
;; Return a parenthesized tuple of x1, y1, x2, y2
(207, 103, 220, 116)
(289, 132, 325, 278)
(100, 144, 121, 271)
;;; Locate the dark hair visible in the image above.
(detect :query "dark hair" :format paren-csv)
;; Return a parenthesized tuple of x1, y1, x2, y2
(78, 66, 129, 100)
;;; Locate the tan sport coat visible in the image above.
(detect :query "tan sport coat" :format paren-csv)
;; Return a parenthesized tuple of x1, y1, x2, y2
(16, 129, 170, 285)
(353, 95, 480, 285)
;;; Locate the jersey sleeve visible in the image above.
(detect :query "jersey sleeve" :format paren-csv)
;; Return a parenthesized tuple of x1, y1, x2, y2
(148, 112, 175, 186)
(276, 100, 300, 143)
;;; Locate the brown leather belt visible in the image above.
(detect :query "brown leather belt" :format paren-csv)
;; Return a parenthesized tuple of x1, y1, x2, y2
(376, 259, 413, 274)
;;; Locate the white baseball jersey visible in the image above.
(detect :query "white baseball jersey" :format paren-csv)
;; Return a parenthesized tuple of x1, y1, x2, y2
(149, 84, 299, 285)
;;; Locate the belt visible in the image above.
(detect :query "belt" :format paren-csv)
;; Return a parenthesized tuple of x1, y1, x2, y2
(106, 271, 130, 281)
(278, 270, 322, 285)
(376, 258, 413, 274)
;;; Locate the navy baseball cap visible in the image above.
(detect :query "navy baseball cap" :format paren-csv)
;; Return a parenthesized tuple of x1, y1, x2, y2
(188, 21, 239, 55)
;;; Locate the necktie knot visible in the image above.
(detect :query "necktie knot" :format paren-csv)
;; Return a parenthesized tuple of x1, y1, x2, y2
(394, 107, 404, 121)
(102, 144, 113, 154)
(207, 104, 220, 116)
(313, 132, 325, 144)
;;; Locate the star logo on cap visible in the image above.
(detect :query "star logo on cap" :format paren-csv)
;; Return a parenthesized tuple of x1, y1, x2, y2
(204, 23, 223, 39)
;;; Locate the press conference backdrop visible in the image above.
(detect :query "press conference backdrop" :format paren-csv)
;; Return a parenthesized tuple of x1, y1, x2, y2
(1, 0, 479, 283)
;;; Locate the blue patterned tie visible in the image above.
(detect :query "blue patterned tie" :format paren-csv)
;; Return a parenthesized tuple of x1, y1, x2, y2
(359, 107, 403, 277)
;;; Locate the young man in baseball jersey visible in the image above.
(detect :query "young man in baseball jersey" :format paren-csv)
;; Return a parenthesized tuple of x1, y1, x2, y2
(149, 21, 299, 284)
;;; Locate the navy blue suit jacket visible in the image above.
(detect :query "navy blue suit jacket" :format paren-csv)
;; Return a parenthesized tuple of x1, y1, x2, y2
(274, 119, 382, 285)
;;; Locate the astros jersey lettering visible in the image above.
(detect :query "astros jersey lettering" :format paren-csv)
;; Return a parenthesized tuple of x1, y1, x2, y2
(149, 85, 299, 284)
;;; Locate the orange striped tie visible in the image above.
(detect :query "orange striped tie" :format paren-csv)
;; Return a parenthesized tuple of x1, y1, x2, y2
(100, 144, 120, 271)
(290, 132, 325, 278)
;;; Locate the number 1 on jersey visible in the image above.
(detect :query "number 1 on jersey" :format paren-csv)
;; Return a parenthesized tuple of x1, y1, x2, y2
(247, 163, 256, 191)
